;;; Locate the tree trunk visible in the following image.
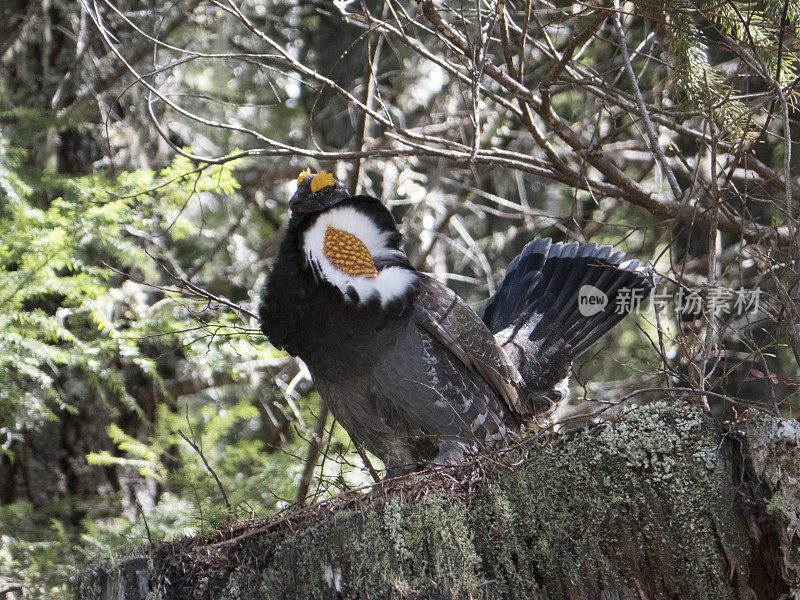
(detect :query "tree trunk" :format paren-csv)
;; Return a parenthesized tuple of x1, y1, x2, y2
(73, 403, 800, 599)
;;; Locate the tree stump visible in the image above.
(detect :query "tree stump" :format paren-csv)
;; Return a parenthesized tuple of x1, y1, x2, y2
(73, 403, 800, 599)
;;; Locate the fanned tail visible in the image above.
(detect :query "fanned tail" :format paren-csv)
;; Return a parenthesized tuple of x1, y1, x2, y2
(483, 239, 653, 408)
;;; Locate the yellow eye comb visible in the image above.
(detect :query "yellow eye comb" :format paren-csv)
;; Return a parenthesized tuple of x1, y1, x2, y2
(310, 171, 336, 193)
(297, 168, 311, 185)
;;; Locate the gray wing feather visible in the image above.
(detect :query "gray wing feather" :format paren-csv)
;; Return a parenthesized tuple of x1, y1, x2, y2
(412, 275, 530, 419)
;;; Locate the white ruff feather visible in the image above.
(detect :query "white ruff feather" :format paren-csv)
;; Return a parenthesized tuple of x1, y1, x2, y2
(302, 205, 416, 306)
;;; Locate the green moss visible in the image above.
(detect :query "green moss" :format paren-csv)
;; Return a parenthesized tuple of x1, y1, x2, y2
(77, 403, 776, 599)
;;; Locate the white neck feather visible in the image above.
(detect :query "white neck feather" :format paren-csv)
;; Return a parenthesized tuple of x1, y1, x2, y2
(301, 205, 417, 307)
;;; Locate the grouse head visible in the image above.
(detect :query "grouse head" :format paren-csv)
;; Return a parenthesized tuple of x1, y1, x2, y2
(290, 169, 351, 217)
(288, 169, 417, 311)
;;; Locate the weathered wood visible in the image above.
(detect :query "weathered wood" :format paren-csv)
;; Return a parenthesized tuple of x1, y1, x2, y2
(74, 403, 799, 599)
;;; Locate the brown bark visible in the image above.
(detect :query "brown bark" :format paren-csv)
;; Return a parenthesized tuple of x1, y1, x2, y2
(74, 403, 799, 600)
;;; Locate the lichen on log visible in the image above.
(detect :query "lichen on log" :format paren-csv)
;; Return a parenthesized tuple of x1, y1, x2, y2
(73, 402, 798, 599)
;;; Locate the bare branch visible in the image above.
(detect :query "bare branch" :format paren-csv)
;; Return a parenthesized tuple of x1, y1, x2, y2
(611, 0, 682, 199)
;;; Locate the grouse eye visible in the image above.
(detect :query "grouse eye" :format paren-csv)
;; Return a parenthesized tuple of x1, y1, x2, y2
(323, 188, 332, 195)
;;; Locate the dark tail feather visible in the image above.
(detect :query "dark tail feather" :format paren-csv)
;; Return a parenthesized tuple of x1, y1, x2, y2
(483, 238, 653, 395)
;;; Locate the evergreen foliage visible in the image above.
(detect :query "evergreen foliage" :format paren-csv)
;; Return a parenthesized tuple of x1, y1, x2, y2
(0, 0, 798, 597)
(658, 0, 798, 140)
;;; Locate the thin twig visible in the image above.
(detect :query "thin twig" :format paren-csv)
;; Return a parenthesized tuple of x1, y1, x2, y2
(354, 443, 381, 483)
(295, 402, 330, 504)
(611, 0, 682, 199)
(178, 427, 232, 513)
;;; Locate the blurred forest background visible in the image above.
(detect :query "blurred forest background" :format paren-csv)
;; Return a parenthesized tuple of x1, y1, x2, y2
(0, 0, 798, 597)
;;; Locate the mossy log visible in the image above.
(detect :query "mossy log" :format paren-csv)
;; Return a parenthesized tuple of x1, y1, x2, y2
(73, 403, 800, 599)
